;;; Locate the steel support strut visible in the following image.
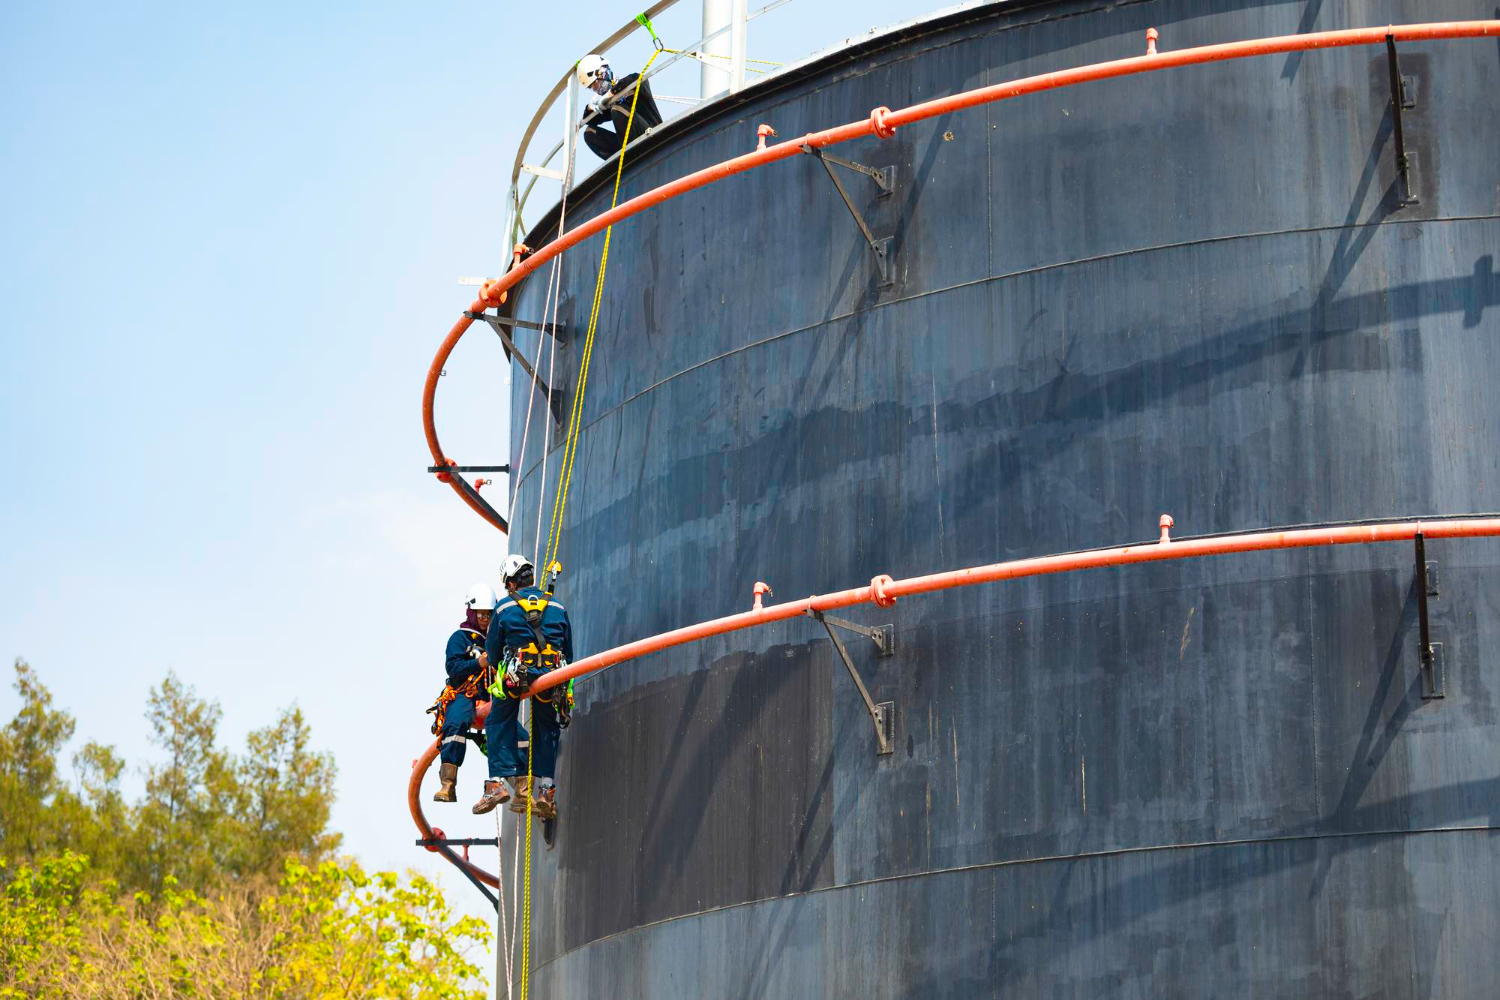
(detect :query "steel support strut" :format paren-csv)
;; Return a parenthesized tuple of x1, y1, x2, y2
(807, 609, 896, 656)
(426, 464, 509, 474)
(800, 144, 896, 286)
(809, 609, 894, 754)
(1415, 532, 1444, 698)
(1385, 34, 1419, 206)
(465, 310, 565, 426)
(471, 312, 567, 339)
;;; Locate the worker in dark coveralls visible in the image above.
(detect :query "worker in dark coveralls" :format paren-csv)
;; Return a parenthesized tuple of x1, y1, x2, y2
(431, 583, 496, 803)
(577, 52, 663, 160)
(471, 554, 575, 819)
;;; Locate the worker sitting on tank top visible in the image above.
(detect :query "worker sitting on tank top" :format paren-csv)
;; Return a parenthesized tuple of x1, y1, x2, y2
(471, 554, 575, 819)
(577, 53, 663, 160)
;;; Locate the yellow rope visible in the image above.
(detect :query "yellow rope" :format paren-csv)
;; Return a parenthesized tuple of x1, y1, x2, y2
(541, 46, 662, 578)
(524, 49, 662, 998)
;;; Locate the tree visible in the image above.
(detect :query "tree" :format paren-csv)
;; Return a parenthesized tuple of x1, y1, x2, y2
(0, 660, 76, 859)
(1, 663, 341, 894)
(219, 706, 342, 876)
(128, 672, 231, 891)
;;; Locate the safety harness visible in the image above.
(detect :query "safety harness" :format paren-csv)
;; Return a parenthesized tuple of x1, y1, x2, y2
(426, 627, 496, 739)
(489, 594, 574, 726)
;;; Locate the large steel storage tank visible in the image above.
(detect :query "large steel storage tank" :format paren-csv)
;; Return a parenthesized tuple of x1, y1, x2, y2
(498, 0, 1500, 994)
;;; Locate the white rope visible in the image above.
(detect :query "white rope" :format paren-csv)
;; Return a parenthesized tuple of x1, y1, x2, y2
(510, 815, 522, 985)
(510, 705, 528, 989)
(532, 242, 566, 567)
(510, 197, 572, 557)
(495, 807, 514, 999)
(508, 241, 564, 531)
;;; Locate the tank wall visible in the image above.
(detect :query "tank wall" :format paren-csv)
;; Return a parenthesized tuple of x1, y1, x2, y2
(502, 0, 1500, 994)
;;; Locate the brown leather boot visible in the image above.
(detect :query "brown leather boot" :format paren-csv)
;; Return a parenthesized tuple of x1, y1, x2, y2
(533, 784, 557, 820)
(471, 777, 511, 815)
(507, 776, 533, 814)
(433, 763, 458, 803)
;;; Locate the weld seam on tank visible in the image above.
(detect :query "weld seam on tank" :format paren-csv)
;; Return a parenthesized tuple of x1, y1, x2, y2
(535, 822, 1500, 973)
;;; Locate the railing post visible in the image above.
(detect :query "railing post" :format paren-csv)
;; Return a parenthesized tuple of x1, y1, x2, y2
(501, 185, 516, 274)
(563, 76, 578, 196)
(730, 0, 748, 93)
(702, 0, 732, 97)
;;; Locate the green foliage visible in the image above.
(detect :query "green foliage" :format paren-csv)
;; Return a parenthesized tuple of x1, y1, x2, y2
(0, 660, 341, 894)
(0, 661, 486, 999)
(0, 854, 487, 1000)
(0, 660, 77, 857)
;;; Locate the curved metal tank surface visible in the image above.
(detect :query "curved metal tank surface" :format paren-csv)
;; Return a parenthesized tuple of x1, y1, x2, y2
(500, 0, 1500, 995)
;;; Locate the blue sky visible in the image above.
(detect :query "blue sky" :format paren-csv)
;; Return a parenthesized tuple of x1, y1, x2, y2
(1, 0, 935, 979)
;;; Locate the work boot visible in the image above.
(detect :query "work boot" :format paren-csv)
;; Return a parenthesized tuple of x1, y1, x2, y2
(507, 776, 533, 814)
(433, 763, 458, 803)
(534, 784, 558, 820)
(472, 778, 511, 815)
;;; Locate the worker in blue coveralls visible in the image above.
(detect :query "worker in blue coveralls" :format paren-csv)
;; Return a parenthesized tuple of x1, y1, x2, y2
(471, 554, 574, 819)
(430, 583, 499, 803)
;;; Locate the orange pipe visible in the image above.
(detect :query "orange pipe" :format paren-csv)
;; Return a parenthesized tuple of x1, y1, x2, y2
(528, 517, 1500, 696)
(423, 20, 1500, 534)
(409, 514, 1500, 886)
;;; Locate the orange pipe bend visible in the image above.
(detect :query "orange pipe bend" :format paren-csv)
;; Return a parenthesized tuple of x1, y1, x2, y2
(423, 19, 1500, 533)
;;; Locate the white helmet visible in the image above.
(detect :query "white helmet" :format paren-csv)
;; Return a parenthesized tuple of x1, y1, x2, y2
(501, 554, 535, 586)
(464, 582, 497, 612)
(577, 53, 610, 88)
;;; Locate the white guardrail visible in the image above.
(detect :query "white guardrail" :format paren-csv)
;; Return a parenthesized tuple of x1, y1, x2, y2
(502, 0, 797, 258)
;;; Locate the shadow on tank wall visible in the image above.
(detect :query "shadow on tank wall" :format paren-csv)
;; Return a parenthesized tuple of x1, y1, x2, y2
(489, 0, 1500, 995)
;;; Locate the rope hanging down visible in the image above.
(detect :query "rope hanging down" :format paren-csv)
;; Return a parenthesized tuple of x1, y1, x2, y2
(522, 46, 664, 999)
(540, 44, 663, 583)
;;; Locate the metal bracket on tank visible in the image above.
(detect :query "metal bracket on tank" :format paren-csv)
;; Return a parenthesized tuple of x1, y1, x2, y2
(808, 609, 895, 754)
(413, 837, 500, 911)
(1384, 35, 1419, 207)
(1414, 533, 1444, 698)
(800, 144, 896, 286)
(465, 310, 565, 426)
(414, 837, 499, 848)
(425, 464, 510, 474)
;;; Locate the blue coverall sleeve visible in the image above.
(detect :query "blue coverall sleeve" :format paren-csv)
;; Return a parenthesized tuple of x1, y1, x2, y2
(560, 612, 574, 662)
(485, 613, 505, 667)
(446, 630, 480, 683)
